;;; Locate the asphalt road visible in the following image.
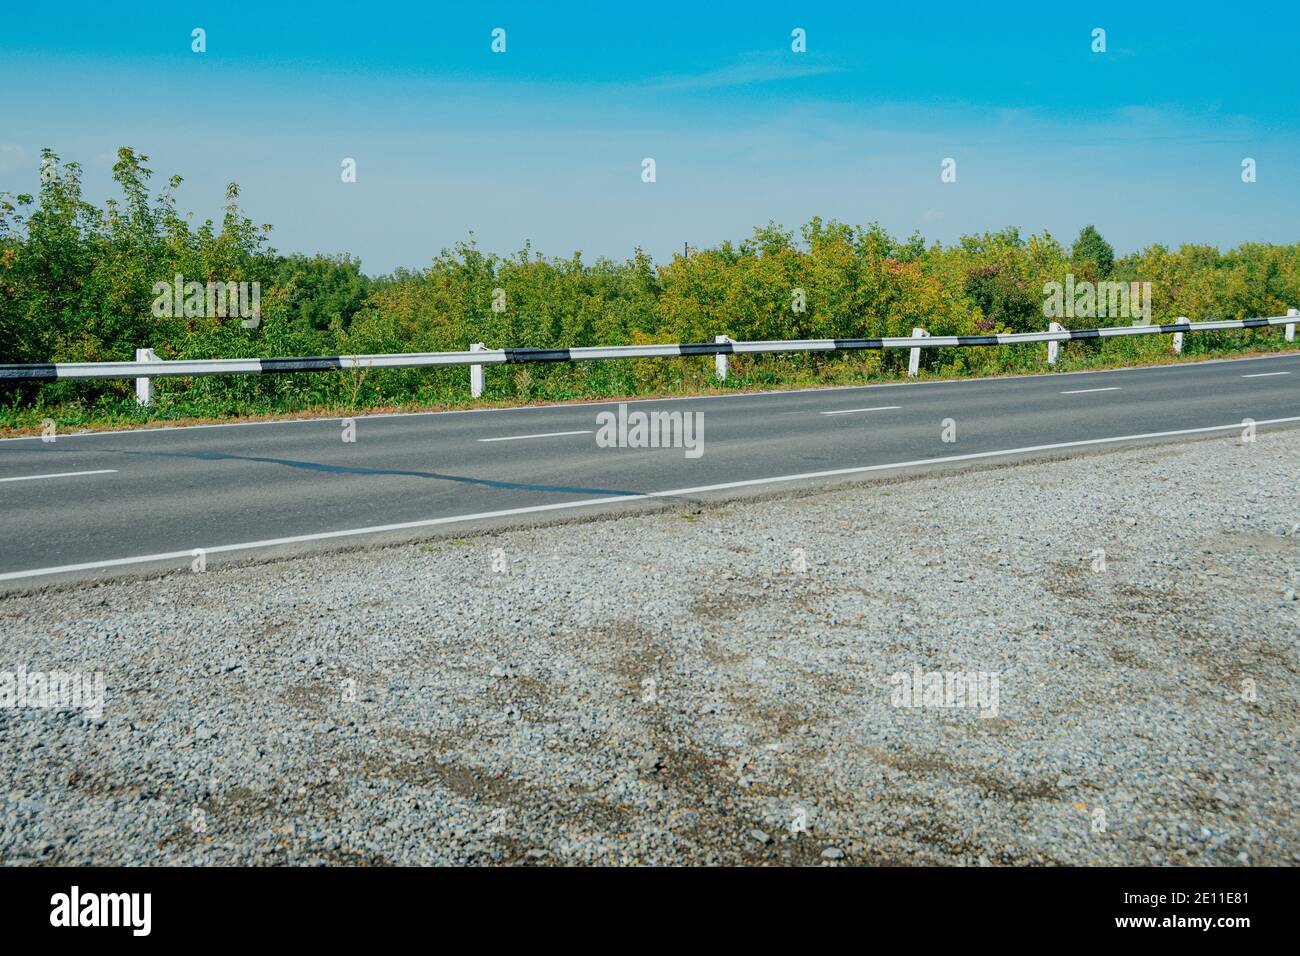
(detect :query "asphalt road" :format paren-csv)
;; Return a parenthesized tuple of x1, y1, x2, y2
(2, 353, 1297, 588)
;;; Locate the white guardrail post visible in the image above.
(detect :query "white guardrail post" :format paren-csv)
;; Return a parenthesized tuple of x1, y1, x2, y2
(134, 348, 160, 407)
(470, 342, 486, 398)
(1047, 322, 1065, 366)
(1288, 307, 1297, 343)
(1172, 316, 1191, 354)
(907, 327, 929, 377)
(715, 334, 734, 381)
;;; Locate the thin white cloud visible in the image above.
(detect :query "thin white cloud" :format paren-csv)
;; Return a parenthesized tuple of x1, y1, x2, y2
(644, 53, 840, 93)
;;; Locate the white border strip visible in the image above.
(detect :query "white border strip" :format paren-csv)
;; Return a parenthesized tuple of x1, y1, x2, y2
(0, 469, 117, 484)
(3, 416, 1296, 582)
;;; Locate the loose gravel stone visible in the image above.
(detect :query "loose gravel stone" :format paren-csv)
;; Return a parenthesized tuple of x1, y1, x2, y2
(0, 428, 1296, 865)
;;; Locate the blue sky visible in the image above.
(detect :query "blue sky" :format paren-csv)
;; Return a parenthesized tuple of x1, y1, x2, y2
(2, 1, 1297, 273)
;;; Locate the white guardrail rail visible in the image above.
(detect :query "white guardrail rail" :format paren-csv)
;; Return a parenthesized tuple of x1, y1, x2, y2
(0, 311, 1294, 405)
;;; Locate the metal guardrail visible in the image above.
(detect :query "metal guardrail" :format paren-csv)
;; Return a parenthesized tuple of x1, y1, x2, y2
(0, 313, 1295, 404)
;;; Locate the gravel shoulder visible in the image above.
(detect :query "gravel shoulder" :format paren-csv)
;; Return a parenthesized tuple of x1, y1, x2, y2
(1, 428, 1297, 866)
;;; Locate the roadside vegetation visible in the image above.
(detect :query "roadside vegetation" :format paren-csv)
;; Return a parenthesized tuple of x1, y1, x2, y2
(3, 148, 1298, 433)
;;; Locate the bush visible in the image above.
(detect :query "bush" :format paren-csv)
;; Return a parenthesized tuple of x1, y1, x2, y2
(2, 148, 1297, 429)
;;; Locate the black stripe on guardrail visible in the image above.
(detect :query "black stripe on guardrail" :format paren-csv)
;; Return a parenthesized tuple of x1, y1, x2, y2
(504, 348, 573, 363)
(259, 357, 345, 373)
(0, 364, 58, 381)
(0, 316, 1287, 383)
(832, 338, 885, 350)
(680, 342, 730, 356)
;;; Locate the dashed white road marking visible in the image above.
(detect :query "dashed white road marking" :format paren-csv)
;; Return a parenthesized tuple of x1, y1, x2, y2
(820, 406, 902, 416)
(5, 415, 1300, 583)
(477, 430, 594, 443)
(1241, 371, 1290, 378)
(1060, 387, 1122, 395)
(0, 469, 117, 484)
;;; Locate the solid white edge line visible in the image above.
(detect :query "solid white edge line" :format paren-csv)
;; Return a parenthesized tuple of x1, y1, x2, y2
(820, 406, 902, 415)
(3, 415, 1298, 582)
(1241, 372, 1291, 378)
(3, 352, 1297, 443)
(477, 430, 594, 443)
(1060, 387, 1122, 394)
(0, 469, 117, 484)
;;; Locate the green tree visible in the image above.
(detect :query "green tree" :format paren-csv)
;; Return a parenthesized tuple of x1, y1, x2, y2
(1072, 225, 1114, 277)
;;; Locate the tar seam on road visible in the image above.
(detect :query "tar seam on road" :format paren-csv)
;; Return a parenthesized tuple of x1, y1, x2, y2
(4, 415, 1298, 583)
